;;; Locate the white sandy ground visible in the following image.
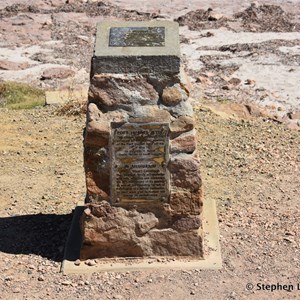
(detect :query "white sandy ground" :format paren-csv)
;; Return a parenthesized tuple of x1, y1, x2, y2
(0, 43, 90, 87)
(0, 0, 299, 111)
(180, 28, 300, 111)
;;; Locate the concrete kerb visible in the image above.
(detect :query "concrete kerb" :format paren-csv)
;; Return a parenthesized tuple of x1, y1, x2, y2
(61, 198, 222, 274)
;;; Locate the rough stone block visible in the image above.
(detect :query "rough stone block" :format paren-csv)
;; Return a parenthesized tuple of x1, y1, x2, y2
(170, 116, 195, 137)
(85, 171, 109, 202)
(80, 202, 203, 259)
(170, 130, 197, 154)
(171, 216, 201, 232)
(169, 189, 203, 215)
(169, 154, 202, 191)
(161, 100, 194, 117)
(88, 74, 158, 111)
(161, 83, 188, 106)
(128, 105, 171, 123)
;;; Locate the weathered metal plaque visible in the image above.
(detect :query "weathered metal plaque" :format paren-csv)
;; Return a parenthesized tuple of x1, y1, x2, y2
(111, 123, 169, 203)
(109, 27, 165, 47)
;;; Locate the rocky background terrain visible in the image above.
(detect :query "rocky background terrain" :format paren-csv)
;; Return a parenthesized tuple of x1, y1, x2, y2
(0, 0, 299, 299)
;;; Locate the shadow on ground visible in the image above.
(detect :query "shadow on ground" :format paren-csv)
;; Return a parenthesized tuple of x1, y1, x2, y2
(0, 213, 73, 262)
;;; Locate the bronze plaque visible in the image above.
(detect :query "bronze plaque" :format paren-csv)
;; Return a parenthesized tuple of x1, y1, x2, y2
(111, 123, 169, 203)
(109, 27, 165, 47)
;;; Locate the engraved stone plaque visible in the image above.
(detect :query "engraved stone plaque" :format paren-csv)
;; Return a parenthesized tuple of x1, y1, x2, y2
(111, 123, 169, 203)
(109, 27, 165, 47)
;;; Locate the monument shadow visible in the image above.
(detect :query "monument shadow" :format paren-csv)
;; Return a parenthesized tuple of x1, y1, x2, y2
(0, 212, 73, 262)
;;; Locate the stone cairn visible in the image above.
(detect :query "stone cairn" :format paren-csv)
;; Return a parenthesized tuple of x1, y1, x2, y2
(80, 21, 203, 259)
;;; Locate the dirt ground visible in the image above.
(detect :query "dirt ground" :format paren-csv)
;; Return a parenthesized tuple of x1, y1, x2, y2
(0, 1, 300, 299)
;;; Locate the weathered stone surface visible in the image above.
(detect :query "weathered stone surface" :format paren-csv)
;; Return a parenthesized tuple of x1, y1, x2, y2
(169, 189, 203, 215)
(85, 171, 109, 202)
(85, 120, 110, 147)
(80, 202, 203, 259)
(146, 73, 181, 95)
(179, 67, 192, 95)
(84, 147, 110, 202)
(86, 103, 101, 122)
(228, 77, 241, 86)
(85, 103, 128, 146)
(0, 60, 30, 71)
(147, 229, 203, 256)
(80, 202, 157, 258)
(88, 74, 158, 111)
(170, 116, 194, 137)
(84, 131, 109, 147)
(41, 67, 75, 80)
(128, 105, 171, 123)
(87, 103, 127, 123)
(169, 154, 201, 191)
(161, 100, 194, 117)
(170, 130, 196, 154)
(161, 83, 188, 106)
(172, 216, 201, 232)
(86, 120, 109, 136)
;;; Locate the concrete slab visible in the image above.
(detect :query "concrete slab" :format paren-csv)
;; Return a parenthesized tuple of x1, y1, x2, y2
(61, 197, 222, 274)
(92, 20, 180, 75)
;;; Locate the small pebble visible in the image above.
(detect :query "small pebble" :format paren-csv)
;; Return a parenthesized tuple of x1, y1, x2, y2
(61, 280, 72, 286)
(85, 259, 97, 266)
(74, 259, 81, 266)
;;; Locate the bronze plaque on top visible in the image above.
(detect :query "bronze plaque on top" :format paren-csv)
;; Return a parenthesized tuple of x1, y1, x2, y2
(109, 27, 165, 47)
(111, 123, 169, 203)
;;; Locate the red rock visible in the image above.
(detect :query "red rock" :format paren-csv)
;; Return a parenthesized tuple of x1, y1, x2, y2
(147, 229, 203, 256)
(80, 202, 203, 259)
(129, 106, 171, 123)
(84, 147, 110, 202)
(169, 189, 203, 215)
(228, 77, 241, 86)
(161, 83, 188, 106)
(169, 155, 202, 192)
(41, 67, 75, 80)
(170, 116, 195, 137)
(85, 120, 110, 147)
(179, 68, 193, 94)
(0, 60, 30, 70)
(245, 104, 268, 117)
(89, 74, 158, 110)
(172, 216, 201, 232)
(170, 130, 196, 154)
(85, 104, 126, 147)
(84, 130, 109, 147)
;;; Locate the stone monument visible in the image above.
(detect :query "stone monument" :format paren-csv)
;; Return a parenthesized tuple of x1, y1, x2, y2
(80, 21, 203, 259)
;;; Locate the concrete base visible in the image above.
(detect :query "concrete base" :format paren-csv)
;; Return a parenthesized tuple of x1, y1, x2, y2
(61, 198, 222, 274)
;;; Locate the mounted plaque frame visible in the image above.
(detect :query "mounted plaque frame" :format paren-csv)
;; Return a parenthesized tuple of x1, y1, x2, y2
(110, 122, 170, 204)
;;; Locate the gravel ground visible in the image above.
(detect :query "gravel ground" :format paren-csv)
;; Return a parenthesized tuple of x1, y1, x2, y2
(0, 1, 300, 299)
(0, 103, 299, 299)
